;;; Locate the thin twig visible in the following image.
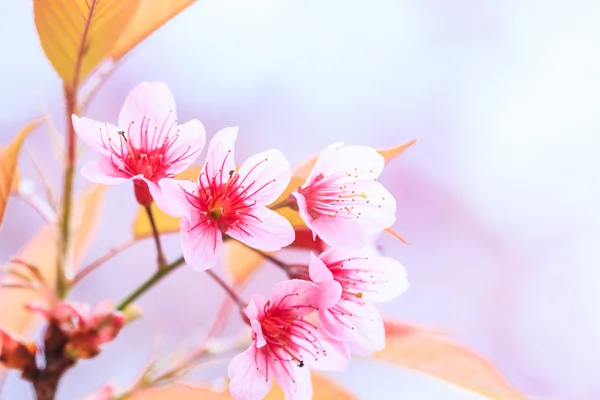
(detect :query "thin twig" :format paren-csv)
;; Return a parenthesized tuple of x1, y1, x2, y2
(25, 146, 58, 211)
(205, 269, 246, 308)
(238, 241, 289, 271)
(71, 237, 140, 286)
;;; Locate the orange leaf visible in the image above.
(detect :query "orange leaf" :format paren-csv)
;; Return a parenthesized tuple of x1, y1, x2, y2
(132, 166, 201, 239)
(34, 0, 140, 87)
(0, 184, 107, 336)
(68, 184, 107, 276)
(264, 372, 356, 400)
(0, 121, 40, 228)
(127, 384, 232, 400)
(373, 321, 526, 399)
(110, 0, 196, 61)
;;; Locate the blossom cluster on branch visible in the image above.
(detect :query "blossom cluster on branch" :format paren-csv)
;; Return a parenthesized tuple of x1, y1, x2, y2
(68, 82, 409, 399)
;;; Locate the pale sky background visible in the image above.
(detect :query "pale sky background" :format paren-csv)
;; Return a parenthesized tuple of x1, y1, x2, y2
(1, 0, 600, 399)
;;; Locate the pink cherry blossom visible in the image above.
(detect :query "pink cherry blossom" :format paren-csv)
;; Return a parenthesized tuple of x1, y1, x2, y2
(228, 279, 349, 400)
(72, 81, 205, 205)
(156, 127, 295, 269)
(308, 247, 408, 355)
(292, 142, 396, 248)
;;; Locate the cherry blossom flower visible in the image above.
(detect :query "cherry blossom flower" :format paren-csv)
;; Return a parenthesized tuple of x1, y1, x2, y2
(27, 300, 124, 359)
(156, 127, 295, 269)
(292, 143, 396, 248)
(307, 247, 408, 355)
(72, 81, 205, 205)
(228, 280, 349, 400)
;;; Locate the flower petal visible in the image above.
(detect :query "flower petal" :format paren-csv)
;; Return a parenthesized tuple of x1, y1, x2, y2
(228, 345, 272, 400)
(72, 115, 119, 157)
(320, 301, 384, 356)
(117, 82, 177, 148)
(303, 142, 344, 188)
(201, 127, 238, 187)
(308, 253, 342, 309)
(269, 279, 321, 317)
(292, 192, 316, 239)
(227, 207, 294, 252)
(236, 149, 291, 206)
(164, 119, 206, 176)
(81, 159, 130, 185)
(361, 255, 409, 302)
(351, 181, 396, 233)
(246, 294, 267, 321)
(311, 214, 370, 248)
(310, 331, 349, 372)
(154, 178, 198, 218)
(321, 145, 385, 179)
(180, 216, 222, 270)
(272, 358, 312, 400)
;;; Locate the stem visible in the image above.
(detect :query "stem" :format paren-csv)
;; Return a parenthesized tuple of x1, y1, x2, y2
(13, 192, 56, 224)
(238, 241, 289, 271)
(144, 205, 167, 269)
(117, 257, 185, 311)
(269, 194, 297, 211)
(71, 238, 139, 286)
(205, 269, 246, 308)
(57, 85, 77, 299)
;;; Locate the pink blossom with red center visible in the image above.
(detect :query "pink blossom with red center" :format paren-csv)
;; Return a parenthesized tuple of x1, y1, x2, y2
(155, 127, 295, 269)
(72, 81, 205, 205)
(228, 280, 349, 400)
(292, 142, 396, 248)
(308, 246, 408, 355)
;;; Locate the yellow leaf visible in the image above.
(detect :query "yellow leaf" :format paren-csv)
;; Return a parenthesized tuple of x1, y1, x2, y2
(0, 147, 20, 193)
(68, 184, 108, 276)
(34, 0, 140, 87)
(110, 0, 196, 61)
(264, 372, 357, 400)
(0, 121, 40, 227)
(0, 184, 107, 336)
(373, 321, 526, 399)
(223, 240, 265, 284)
(127, 384, 232, 400)
(132, 166, 201, 239)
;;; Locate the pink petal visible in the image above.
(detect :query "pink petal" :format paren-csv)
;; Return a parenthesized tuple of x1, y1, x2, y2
(350, 181, 396, 233)
(361, 255, 409, 303)
(310, 331, 350, 372)
(251, 320, 267, 348)
(228, 345, 272, 400)
(180, 216, 223, 270)
(155, 178, 198, 218)
(292, 192, 316, 239)
(271, 359, 312, 400)
(303, 142, 344, 188)
(311, 214, 369, 248)
(81, 159, 130, 185)
(117, 82, 177, 148)
(163, 119, 206, 175)
(269, 279, 321, 317)
(308, 253, 341, 309)
(320, 301, 385, 356)
(236, 149, 291, 206)
(320, 145, 385, 178)
(227, 207, 294, 252)
(246, 294, 267, 321)
(72, 115, 117, 157)
(201, 127, 238, 187)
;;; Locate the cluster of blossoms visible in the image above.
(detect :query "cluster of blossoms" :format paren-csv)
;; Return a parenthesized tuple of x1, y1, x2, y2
(73, 82, 409, 399)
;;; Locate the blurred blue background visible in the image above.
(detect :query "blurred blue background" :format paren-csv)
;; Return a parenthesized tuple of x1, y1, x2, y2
(1, 1, 600, 399)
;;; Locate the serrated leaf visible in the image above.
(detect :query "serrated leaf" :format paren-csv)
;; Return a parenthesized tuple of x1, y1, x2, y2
(132, 166, 201, 239)
(373, 321, 526, 399)
(109, 0, 196, 61)
(34, 0, 140, 87)
(0, 121, 40, 228)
